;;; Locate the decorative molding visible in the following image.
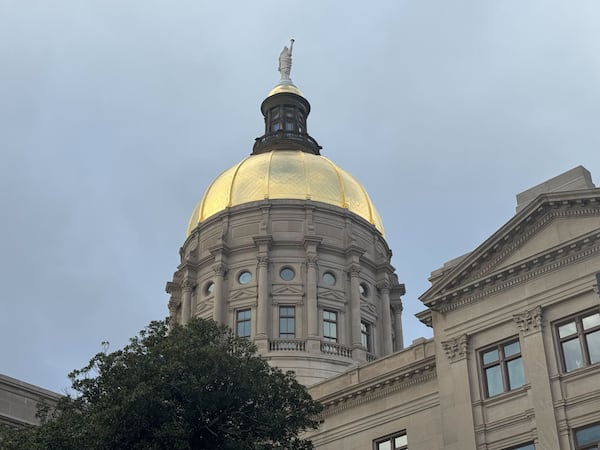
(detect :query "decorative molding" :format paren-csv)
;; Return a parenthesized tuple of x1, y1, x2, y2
(513, 305, 543, 335)
(306, 255, 318, 267)
(320, 365, 436, 417)
(432, 234, 600, 312)
(182, 278, 195, 291)
(212, 262, 228, 276)
(441, 334, 469, 363)
(168, 298, 181, 311)
(347, 264, 361, 278)
(256, 255, 269, 267)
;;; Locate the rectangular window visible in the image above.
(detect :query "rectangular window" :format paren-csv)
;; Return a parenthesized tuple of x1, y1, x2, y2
(556, 310, 600, 373)
(574, 422, 600, 449)
(279, 306, 295, 338)
(323, 310, 337, 342)
(361, 321, 371, 351)
(374, 431, 408, 450)
(236, 309, 251, 338)
(480, 339, 525, 397)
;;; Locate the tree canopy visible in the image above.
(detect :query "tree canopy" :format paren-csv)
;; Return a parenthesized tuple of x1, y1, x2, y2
(1, 318, 322, 449)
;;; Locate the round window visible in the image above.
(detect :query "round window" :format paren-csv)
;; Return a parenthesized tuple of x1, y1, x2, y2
(359, 282, 369, 297)
(238, 271, 252, 285)
(322, 272, 336, 286)
(280, 267, 295, 281)
(204, 281, 215, 296)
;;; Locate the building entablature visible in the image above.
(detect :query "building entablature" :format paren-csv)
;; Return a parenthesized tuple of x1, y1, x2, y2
(309, 338, 436, 415)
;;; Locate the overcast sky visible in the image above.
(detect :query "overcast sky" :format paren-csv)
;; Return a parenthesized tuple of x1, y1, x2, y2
(1, 1, 599, 393)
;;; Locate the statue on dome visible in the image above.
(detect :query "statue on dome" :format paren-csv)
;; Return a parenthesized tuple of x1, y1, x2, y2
(278, 39, 294, 81)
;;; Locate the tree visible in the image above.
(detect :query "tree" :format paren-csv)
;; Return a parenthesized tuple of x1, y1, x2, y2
(1, 318, 323, 449)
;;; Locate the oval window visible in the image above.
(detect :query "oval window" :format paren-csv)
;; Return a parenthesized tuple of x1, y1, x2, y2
(238, 271, 252, 285)
(280, 267, 295, 281)
(205, 281, 215, 296)
(359, 282, 369, 297)
(322, 272, 336, 286)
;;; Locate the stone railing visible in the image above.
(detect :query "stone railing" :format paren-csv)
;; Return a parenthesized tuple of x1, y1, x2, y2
(366, 352, 377, 362)
(320, 342, 352, 358)
(269, 339, 306, 352)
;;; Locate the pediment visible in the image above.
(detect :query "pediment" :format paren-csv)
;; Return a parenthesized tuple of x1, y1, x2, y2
(272, 285, 304, 296)
(229, 287, 257, 300)
(318, 288, 346, 302)
(421, 192, 600, 310)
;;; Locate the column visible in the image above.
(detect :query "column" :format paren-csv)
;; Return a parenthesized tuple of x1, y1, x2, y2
(306, 256, 318, 338)
(212, 263, 227, 324)
(349, 264, 362, 350)
(181, 278, 193, 325)
(256, 256, 269, 338)
(513, 306, 561, 449)
(378, 281, 393, 355)
(391, 302, 404, 351)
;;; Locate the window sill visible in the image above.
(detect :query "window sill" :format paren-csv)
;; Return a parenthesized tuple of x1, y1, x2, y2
(473, 384, 530, 407)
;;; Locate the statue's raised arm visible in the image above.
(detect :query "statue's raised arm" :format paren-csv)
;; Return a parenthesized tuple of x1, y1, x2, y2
(278, 39, 294, 81)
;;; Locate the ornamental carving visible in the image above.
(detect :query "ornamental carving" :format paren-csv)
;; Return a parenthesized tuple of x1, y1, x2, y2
(182, 278, 195, 291)
(513, 305, 543, 335)
(348, 264, 361, 278)
(441, 334, 469, 363)
(377, 280, 391, 293)
(212, 263, 228, 276)
(257, 256, 269, 267)
(306, 255, 318, 267)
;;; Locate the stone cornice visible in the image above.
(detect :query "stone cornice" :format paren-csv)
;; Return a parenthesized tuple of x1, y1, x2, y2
(421, 192, 600, 306)
(428, 229, 600, 312)
(317, 357, 436, 417)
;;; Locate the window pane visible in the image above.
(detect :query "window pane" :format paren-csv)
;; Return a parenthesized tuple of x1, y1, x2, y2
(575, 423, 600, 445)
(513, 444, 535, 450)
(507, 358, 525, 389)
(562, 338, 584, 371)
(558, 321, 577, 338)
(395, 435, 408, 446)
(583, 313, 600, 330)
(486, 365, 503, 396)
(377, 441, 391, 450)
(504, 341, 520, 357)
(483, 349, 499, 364)
(586, 330, 600, 364)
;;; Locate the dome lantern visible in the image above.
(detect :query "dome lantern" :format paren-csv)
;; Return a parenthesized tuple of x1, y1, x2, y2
(252, 39, 322, 155)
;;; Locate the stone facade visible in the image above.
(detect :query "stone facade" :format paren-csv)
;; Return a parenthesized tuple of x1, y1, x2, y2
(306, 167, 600, 450)
(0, 373, 60, 427)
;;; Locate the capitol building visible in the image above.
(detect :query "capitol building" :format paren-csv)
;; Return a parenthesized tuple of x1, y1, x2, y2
(2, 45, 600, 450)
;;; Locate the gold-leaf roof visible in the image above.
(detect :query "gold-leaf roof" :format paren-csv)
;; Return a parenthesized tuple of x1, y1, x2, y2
(186, 151, 384, 236)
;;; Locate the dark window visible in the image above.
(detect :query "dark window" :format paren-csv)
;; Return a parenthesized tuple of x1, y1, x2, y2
(361, 321, 371, 351)
(374, 431, 408, 450)
(236, 309, 251, 338)
(279, 306, 295, 338)
(556, 310, 600, 372)
(359, 282, 369, 297)
(323, 310, 337, 342)
(574, 422, 600, 449)
(480, 339, 525, 397)
(505, 443, 535, 450)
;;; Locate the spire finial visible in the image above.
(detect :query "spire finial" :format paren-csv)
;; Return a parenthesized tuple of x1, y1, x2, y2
(278, 38, 295, 82)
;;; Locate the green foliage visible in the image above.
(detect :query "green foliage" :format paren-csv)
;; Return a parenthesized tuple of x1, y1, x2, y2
(1, 319, 322, 449)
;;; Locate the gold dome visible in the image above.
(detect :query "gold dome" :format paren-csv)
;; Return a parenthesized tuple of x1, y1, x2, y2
(267, 82, 304, 97)
(187, 151, 384, 236)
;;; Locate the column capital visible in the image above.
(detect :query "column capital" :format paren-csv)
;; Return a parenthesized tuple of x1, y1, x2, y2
(306, 255, 318, 268)
(182, 278, 195, 291)
(347, 264, 361, 278)
(441, 334, 469, 363)
(212, 262, 228, 276)
(377, 280, 391, 292)
(513, 305, 543, 336)
(257, 255, 269, 267)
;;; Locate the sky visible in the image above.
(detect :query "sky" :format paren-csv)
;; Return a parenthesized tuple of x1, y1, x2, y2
(1, 0, 599, 393)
